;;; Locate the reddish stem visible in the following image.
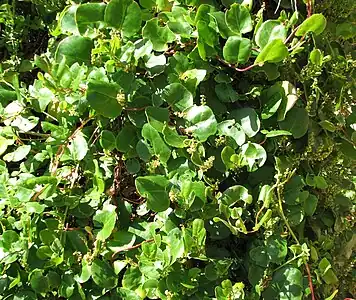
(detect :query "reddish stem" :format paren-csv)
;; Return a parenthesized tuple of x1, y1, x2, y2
(305, 263, 316, 300)
(216, 56, 256, 72)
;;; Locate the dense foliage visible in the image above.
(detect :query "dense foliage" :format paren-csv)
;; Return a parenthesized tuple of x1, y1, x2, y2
(0, 0, 355, 299)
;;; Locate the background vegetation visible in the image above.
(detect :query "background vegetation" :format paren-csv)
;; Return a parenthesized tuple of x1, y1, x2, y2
(0, 0, 355, 299)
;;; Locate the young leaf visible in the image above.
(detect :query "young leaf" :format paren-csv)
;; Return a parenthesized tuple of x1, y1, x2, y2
(93, 202, 117, 241)
(255, 20, 287, 49)
(296, 14, 327, 36)
(255, 39, 289, 65)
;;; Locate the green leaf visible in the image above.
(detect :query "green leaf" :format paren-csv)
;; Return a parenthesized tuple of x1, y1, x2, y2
(162, 83, 193, 112)
(318, 258, 338, 284)
(210, 11, 234, 39)
(91, 258, 118, 289)
(277, 81, 298, 121)
(197, 20, 218, 48)
(319, 120, 336, 132)
(76, 3, 106, 37)
(145, 107, 169, 132)
(223, 36, 251, 64)
(303, 194, 318, 216)
(100, 130, 116, 151)
(263, 267, 303, 300)
(135, 175, 170, 212)
(261, 83, 284, 119)
(93, 202, 117, 241)
(217, 120, 246, 146)
(86, 81, 123, 118)
(3, 145, 31, 162)
(105, 0, 142, 37)
(68, 132, 88, 161)
(279, 107, 309, 139)
(122, 266, 143, 290)
(255, 39, 289, 65)
(55, 36, 93, 66)
(126, 158, 141, 174)
(241, 142, 267, 172)
(142, 19, 175, 51)
(67, 230, 88, 253)
(261, 130, 292, 137)
(141, 123, 171, 164)
(162, 124, 186, 148)
(185, 106, 218, 142)
(231, 108, 260, 138)
(221, 145, 235, 169)
(61, 6, 78, 35)
(116, 124, 138, 153)
(222, 185, 252, 205)
(255, 20, 287, 49)
(296, 14, 327, 36)
(25, 202, 46, 214)
(30, 270, 50, 294)
(266, 236, 287, 264)
(225, 3, 253, 35)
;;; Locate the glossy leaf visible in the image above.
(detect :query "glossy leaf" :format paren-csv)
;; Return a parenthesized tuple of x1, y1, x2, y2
(185, 106, 218, 142)
(296, 14, 327, 36)
(255, 39, 289, 65)
(55, 36, 93, 65)
(223, 36, 251, 64)
(93, 202, 117, 241)
(91, 259, 118, 289)
(104, 0, 142, 37)
(231, 108, 260, 138)
(255, 20, 287, 49)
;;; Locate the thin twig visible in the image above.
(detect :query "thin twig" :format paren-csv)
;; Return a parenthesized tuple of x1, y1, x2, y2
(284, 26, 300, 44)
(111, 238, 154, 259)
(51, 117, 93, 175)
(305, 262, 316, 300)
(276, 169, 315, 300)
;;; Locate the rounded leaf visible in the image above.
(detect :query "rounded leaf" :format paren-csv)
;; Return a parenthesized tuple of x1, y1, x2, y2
(255, 20, 287, 49)
(279, 107, 309, 139)
(86, 81, 123, 118)
(231, 108, 260, 138)
(135, 175, 170, 212)
(223, 36, 251, 64)
(296, 14, 327, 36)
(55, 36, 93, 66)
(255, 39, 289, 65)
(91, 259, 118, 289)
(185, 106, 218, 142)
(225, 3, 253, 35)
